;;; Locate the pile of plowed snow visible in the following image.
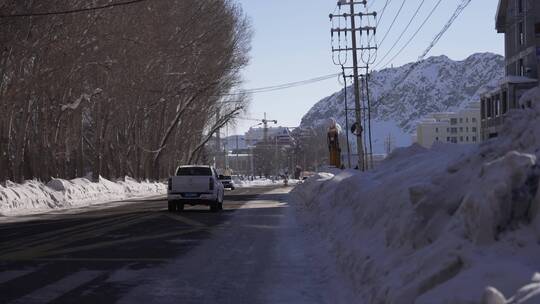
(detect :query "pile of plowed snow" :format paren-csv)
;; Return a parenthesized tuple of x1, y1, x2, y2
(233, 177, 299, 188)
(292, 97, 540, 303)
(0, 176, 165, 216)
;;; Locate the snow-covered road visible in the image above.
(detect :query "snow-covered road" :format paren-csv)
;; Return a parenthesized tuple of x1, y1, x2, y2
(119, 186, 352, 304)
(0, 185, 350, 304)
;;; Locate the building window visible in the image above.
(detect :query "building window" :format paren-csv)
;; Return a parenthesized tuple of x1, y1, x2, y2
(436, 137, 439, 141)
(450, 118, 457, 125)
(519, 58, 525, 76)
(518, 0, 524, 13)
(460, 136, 463, 142)
(466, 117, 469, 123)
(472, 117, 477, 123)
(435, 127, 439, 133)
(473, 136, 477, 142)
(459, 127, 463, 132)
(472, 127, 477, 132)
(459, 118, 463, 123)
(451, 128, 457, 134)
(466, 136, 469, 142)
(447, 137, 450, 142)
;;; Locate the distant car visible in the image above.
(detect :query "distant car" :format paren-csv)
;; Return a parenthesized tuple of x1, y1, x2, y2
(219, 175, 235, 190)
(167, 165, 224, 212)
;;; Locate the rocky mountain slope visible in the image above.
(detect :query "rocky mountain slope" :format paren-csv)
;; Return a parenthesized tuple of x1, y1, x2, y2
(300, 53, 504, 152)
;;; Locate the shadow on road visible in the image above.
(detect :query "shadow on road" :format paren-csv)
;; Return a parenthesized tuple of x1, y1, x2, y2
(0, 186, 293, 303)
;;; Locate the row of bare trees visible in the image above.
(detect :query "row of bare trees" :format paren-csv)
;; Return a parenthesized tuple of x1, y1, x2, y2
(0, 0, 252, 183)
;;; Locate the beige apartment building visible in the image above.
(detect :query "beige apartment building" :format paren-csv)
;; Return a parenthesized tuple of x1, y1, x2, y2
(416, 102, 481, 148)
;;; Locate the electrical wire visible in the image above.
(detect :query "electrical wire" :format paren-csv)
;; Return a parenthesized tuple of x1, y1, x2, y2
(220, 73, 341, 96)
(417, 0, 472, 61)
(374, 0, 426, 69)
(376, 0, 406, 48)
(373, 0, 473, 107)
(0, 0, 149, 18)
(331, 4, 349, 66)
(376, 0, 443, 70)
(362, 0, 392, 64)
(360, 3, 378, 65)
(374, 0, 392, 28)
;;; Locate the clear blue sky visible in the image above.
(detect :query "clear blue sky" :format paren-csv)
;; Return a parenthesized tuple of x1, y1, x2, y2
(231, 0, 504, 135)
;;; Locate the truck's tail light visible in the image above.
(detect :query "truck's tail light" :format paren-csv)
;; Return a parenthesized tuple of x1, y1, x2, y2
(168, 178, 172, 191)
(209, 177, 214, 191)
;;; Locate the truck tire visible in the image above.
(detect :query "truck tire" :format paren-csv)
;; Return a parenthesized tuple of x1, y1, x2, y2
(176, 202, 184, 212)
(218, 192, 224, 210)
(168, 201, 175, 212)
(210, 199, 219, 212)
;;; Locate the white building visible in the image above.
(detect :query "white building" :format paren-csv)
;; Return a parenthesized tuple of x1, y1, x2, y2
(416, 102, 481, 148)
(244, 126, 294, 147)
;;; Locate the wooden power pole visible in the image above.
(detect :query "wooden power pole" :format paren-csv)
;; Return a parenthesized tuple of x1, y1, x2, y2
(330, 0, 377, 171)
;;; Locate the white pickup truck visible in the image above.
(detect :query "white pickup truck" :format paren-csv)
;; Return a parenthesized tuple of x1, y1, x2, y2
(167, 165, 224, 212)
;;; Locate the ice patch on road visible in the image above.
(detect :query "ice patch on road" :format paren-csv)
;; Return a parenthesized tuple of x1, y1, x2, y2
(0, 176, 165, 216)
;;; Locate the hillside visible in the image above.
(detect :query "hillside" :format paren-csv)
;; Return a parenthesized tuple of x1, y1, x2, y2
(300, 53, 504, 153)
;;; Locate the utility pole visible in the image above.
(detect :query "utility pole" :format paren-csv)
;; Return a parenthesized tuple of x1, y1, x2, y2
(330, 0, 377, 171)
(236, 136, 240, 174)
(224, 124, 229, 171)
(249, 146, 254, 178)
(349, 0, 364, 171)
(275, 136, 279, 178)
(385, 133, 394, 155)
(215, 110, 221, 169)
(341, 65, 352, 169)
(365, 70, 374, 169)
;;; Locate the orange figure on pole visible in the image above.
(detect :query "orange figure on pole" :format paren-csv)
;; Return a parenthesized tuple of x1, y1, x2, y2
(327, 118, 341, 168)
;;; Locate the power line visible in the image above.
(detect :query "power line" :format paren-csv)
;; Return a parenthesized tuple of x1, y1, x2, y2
(417, 0, 472, 61)
(363, 0, 392, 61)
(377, 0, 443, 70)
(374, 0, 426, 69)
(0, 0, 149, 18)
(220, 73, 340, 96)
(373, 0, 473, 107)
(377, 0, 406, 48)
(374, 0, 392, 27)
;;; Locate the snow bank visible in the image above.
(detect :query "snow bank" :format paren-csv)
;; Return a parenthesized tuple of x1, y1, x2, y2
(291, 94, 540, 303)
(0, 176, 165, 216)
(233, 177, 299, 188)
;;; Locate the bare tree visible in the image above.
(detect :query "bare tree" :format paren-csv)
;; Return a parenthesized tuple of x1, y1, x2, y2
(0, 0, 252, 183)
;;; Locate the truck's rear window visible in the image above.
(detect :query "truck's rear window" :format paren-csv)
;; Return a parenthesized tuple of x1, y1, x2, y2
(176, 167, 212, 176)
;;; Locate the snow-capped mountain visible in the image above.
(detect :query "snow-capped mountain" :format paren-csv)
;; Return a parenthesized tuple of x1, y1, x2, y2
(300, 53, 504, 153)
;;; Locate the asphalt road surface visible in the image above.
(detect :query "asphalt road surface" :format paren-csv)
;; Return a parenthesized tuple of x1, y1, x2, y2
(0, 185, 348, 304)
